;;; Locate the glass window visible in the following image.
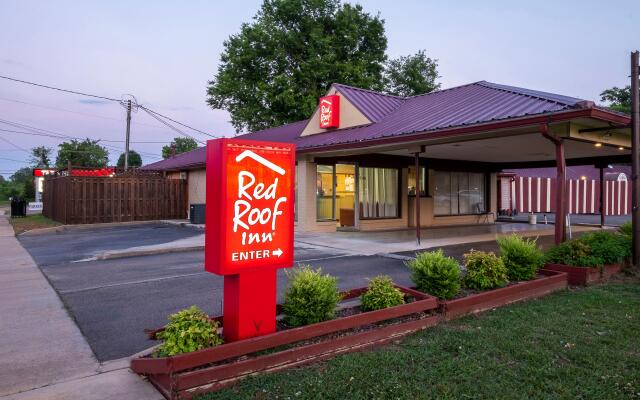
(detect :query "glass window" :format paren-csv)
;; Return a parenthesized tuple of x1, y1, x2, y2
(316, 165, 334, 220)
(359, 167, 399, 219)
(408, 166, 428, 196)
(434, 171, 486, 215)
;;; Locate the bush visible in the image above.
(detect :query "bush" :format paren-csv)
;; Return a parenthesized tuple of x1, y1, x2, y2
(282, 265, 342, 327)
(406, 250, 460, 299)
(360, 275, 405, 311)
(580, 230, 630, 264)
(545, 231, 630, 267)
(156, 306, 223, 357)
(544, 239, 601, 267)
(619, 221, 632, 237)
(463, 250, 508, 291)
(497, 234, 544, 281)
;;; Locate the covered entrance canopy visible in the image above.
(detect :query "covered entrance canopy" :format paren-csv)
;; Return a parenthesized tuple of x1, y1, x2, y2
(243, 81, 631, 244)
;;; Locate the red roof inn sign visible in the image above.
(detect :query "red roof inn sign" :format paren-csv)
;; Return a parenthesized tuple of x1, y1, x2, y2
(206, 139, 295, 341)
(319, 94, 340, 129)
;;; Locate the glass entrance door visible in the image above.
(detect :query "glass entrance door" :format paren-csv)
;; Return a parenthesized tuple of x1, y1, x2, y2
(335, 164, 356, 228)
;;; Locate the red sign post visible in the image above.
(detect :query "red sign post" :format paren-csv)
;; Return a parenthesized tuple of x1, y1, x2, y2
(206, 139, 295, 342)
(319, 95, 340, 129)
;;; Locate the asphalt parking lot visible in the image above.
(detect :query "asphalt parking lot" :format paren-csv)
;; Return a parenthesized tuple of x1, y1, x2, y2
(19, 225, 413, 361)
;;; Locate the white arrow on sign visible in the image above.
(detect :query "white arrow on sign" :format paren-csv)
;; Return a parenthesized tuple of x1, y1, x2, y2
(235, 150, 286, 175)
(272, 248, 283, 257)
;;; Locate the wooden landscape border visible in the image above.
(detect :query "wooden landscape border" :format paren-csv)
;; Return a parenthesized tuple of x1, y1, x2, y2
(131, 285, 438, 400)
(438, 269, 568, 320)
(543, 263, 623, 286)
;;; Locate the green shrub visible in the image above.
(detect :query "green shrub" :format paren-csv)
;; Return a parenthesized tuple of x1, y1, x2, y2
(544, 239, 601, 267)
(545, 231, 630, 267)
(580, 230, 630, 264)
(156, 306, 223, 357)
(619, 221, 632, 237)
(463, 250, 508, 291)
(406, 249, 460, 299)
(360, 275, 405, 311)
(282, 265, 342, 327)
(497, 234, 544, 281)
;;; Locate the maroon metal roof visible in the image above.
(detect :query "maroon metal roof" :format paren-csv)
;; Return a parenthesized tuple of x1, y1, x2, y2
(142, 81, 625, 171)
(333, 83, 404, 122)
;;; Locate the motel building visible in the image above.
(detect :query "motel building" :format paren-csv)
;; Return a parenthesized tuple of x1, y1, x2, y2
(142, 81, 632, 242)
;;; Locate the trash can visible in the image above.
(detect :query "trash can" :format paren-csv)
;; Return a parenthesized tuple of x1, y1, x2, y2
(528, 213, 537, 225)
(189, 204, 205, 225)
(10, 197, 27, 218)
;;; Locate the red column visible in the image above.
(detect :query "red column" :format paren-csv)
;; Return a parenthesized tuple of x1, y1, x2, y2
(541, 124, 566, 244)
(223, 269, 278, 342)
(554, 140, 567, 244)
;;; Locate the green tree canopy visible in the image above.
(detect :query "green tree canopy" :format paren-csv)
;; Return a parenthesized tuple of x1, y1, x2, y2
(207, 0, 388, 133)
(30, 146, 52, 168)
(117, 150, 142, 168)
(56, 139, 109, 169)
(162, 137, 198, 159)
(600, 85, 633, 114)
(384, 50, 440, 97)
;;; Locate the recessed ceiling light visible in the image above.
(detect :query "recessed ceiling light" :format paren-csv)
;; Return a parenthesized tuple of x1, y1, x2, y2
(594, 143, 603, 148)
(619, 146, 625, 150)
(580, 176, 587, 180)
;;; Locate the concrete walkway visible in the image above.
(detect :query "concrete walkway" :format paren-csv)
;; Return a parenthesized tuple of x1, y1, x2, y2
(295, 222, 599, 256)
(0, 214, 161, 399)
(93, 221, 600, 261)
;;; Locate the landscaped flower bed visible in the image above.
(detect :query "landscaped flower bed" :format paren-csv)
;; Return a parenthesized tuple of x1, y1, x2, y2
(131, 284, 438, 400)
(543, 263, 623, 286)
(438, 269, 568, 319)
(543, 229, 630, 286)
(407, 235, 568, 320)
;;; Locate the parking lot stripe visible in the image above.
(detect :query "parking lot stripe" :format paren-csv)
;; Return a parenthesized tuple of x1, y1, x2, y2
(58, 272, 209, 295)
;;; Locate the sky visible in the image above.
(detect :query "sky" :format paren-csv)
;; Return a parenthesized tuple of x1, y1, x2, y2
(0, 0, 638, 178)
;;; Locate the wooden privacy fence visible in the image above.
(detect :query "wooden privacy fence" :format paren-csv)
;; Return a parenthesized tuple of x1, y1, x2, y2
(43, 176, 187, 224)
(504, 176, 631, 216)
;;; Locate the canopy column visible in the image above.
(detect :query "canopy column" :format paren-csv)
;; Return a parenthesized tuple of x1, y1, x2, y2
(541, 125, 566, 244)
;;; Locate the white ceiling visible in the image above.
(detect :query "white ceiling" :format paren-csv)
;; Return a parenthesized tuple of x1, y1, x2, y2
(381, 133, 628, 163)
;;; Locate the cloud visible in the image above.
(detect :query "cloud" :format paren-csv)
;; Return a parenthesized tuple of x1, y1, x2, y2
(2, 58, 25, 67)
(78, 99, 110, 105)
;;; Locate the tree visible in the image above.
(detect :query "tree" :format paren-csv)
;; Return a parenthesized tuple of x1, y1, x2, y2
(117, 150, 142, 168)
(162, 137, 198, 159)
(8, 167, 34, 199)
(384, 50, 440, 97)
(207, 0, 388, 133)
(30, 146, 52, 167)
(600, 86, 633, 114)
(56, 139, 109, 169)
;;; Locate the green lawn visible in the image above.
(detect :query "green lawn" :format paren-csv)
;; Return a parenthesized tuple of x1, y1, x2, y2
(201, 282, 640, 400)
(8, 214, 60, 234)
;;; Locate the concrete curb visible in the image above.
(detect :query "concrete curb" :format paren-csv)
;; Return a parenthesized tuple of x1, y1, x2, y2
(97, 245, 205, 261)
(19, 220, 163, 236)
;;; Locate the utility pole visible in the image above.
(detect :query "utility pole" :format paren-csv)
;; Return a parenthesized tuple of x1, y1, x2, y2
(631, 51, 640, 266)
(124, 99, 132, 170)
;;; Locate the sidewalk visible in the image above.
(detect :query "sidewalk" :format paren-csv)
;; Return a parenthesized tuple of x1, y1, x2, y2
(0, 214, 161, 399)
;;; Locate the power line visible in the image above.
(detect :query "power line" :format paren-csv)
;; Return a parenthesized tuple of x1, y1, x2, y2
(0, 156, 29, 163)
(0, 119, 163, 160)
(0, 136, 29, 153)
(139, 105, 220, 139)
(0, 75, 220, 143)
(139, 107, 204, 144)
(0, 75, 119, 102)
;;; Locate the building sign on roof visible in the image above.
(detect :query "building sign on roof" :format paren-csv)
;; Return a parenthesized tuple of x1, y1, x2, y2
(319, 95, 340, 129)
